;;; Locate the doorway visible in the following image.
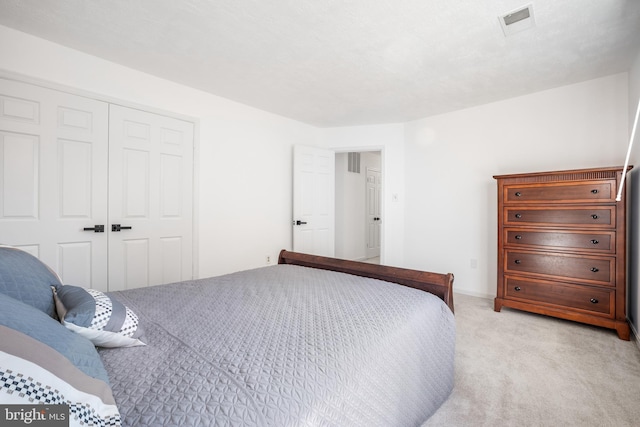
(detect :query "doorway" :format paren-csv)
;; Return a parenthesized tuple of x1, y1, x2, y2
(334, 151, 382, 263)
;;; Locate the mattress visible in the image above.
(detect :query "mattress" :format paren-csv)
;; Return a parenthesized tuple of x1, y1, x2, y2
(98, 264, 455, 426)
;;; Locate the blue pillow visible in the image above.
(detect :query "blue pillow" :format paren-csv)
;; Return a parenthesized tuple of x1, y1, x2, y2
(0, 246, 61, 318)
(0, 292, 110, 384)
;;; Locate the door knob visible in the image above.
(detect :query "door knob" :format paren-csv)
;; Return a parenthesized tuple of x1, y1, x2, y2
(294, 220, 307, 226)
(83, 225, 105, 233)
(111, 224, 133, 232)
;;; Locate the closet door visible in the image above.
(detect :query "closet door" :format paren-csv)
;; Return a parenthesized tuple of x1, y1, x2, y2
(108, 105, 194, 290)
(0, 79, 109, 290)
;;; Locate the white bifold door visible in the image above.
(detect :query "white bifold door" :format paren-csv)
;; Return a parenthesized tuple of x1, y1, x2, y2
(0, 79, 110, 289)
(0, 78, 194, 291)
(108, 105, 193, 291)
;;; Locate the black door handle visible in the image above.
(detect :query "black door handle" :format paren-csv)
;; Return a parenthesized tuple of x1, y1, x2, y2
(83, 225, 105, 233)
(294, 220, 307, 226)
(112, 224, 133, 232)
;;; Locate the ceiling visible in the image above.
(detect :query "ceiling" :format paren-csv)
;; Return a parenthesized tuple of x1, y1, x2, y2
(1, 0, 639, 127)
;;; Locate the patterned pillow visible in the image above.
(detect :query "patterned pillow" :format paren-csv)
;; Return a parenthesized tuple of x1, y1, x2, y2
(0, 325, 121, 427)
(0, 245, 62, 318)
(53, 285, 146, 348)
(0, 292, 110, 384)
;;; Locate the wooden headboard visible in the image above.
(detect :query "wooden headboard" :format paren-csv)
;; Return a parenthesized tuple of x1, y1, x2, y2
(278, 250, 454, 313)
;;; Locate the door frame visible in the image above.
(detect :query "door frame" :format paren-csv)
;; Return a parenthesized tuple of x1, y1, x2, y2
(332, 146, 385, 264)
(0, 70, 201, 279)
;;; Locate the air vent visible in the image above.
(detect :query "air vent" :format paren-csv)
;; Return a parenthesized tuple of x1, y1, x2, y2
(504, 7, 530, 26)
(499, 4, 535, 36)
(348, 152, 361, 173)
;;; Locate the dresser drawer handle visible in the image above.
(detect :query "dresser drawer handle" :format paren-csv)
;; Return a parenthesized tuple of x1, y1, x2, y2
(514, 259, 521, 264)
(590, 298, 598, 304)
(515, 235, 523, 240)
(590, 239, 599, 245)
(515, 213, 522, 219)
(590, 267, 599, 272)
(514, 286, 521, 291)
(514, 192, 522, 197)
(591, 214, 599, 220)
(591, 189, 599, 194)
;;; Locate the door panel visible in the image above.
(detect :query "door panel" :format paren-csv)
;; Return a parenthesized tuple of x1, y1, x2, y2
(59, 139, 93, 217)
(122, 148, 150, 217)
(161, 236, 183, 284)
(2, 132, 38, 217)
(0, 79, 109, 290)
(122, 238, 149, 289)
(366, 168, 381, 259)
(57, 242, 92, 286)
(108, 105, 193, 290)
(160, 154, 183, 217)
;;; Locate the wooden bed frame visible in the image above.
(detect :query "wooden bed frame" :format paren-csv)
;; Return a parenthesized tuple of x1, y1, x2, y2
(278, 250, 455, 313)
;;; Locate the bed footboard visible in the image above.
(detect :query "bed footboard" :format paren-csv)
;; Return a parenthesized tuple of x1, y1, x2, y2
(278, 250, 454, 313)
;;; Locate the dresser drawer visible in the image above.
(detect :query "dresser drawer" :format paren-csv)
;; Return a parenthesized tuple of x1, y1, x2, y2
(504, 228, 615, 253)
(503, 181, 615, 203)
(504, 250, 614, 285)
(503, 206, 615, 228)
(504, 276, 613, 316)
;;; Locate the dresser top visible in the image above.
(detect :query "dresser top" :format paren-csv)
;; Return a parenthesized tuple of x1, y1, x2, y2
(493, 166, 633, 181)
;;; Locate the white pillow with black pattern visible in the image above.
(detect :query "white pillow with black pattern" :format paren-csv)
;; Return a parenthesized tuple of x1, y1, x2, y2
(0, 325, 122, 427)
(53, 285, 146, 348)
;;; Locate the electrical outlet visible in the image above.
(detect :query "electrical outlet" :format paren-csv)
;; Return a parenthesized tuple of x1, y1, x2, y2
(266, 255, 271, 264)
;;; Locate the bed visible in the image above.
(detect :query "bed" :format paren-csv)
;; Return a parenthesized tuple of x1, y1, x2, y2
(0, 247, 455, 427)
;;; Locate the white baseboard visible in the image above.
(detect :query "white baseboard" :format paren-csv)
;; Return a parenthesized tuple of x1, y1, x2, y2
(630, 321, 640, 351)
(453, 289, 494, 300)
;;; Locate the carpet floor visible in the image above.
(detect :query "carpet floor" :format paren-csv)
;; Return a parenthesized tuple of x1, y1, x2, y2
(423, 293, 640, 427)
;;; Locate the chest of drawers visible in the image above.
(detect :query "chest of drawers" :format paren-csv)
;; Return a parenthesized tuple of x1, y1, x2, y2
(493, 166, 632, 340)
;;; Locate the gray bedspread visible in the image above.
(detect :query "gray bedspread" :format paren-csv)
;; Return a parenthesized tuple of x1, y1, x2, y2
(98, 264, 455, 427)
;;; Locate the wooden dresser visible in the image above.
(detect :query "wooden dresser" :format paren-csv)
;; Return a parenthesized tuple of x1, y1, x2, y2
(493, 166, 632, 340)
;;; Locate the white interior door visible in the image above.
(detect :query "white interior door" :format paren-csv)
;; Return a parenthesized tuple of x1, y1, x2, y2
(108, 105, 194, 290)
(0, 79, 109, 290)
(365, 167, 381, 259)
(293, 145, 335, 257)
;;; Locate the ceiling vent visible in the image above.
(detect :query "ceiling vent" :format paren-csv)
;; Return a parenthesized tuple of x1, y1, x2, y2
(499, 4, 535, 36)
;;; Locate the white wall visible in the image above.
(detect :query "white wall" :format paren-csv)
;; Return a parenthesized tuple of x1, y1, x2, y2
(403, 74, 630, 298)
(1, 25, 635, 305)
(0, 25, 319, 278)
(319, 125, 406, 266)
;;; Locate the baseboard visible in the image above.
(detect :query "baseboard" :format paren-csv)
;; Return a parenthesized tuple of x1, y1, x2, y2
(453, 289, 494, 300)
(630, 321, 640, 352)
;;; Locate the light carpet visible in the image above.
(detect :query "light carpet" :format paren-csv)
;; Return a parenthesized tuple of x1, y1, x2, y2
(423, 293, 640, 427)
